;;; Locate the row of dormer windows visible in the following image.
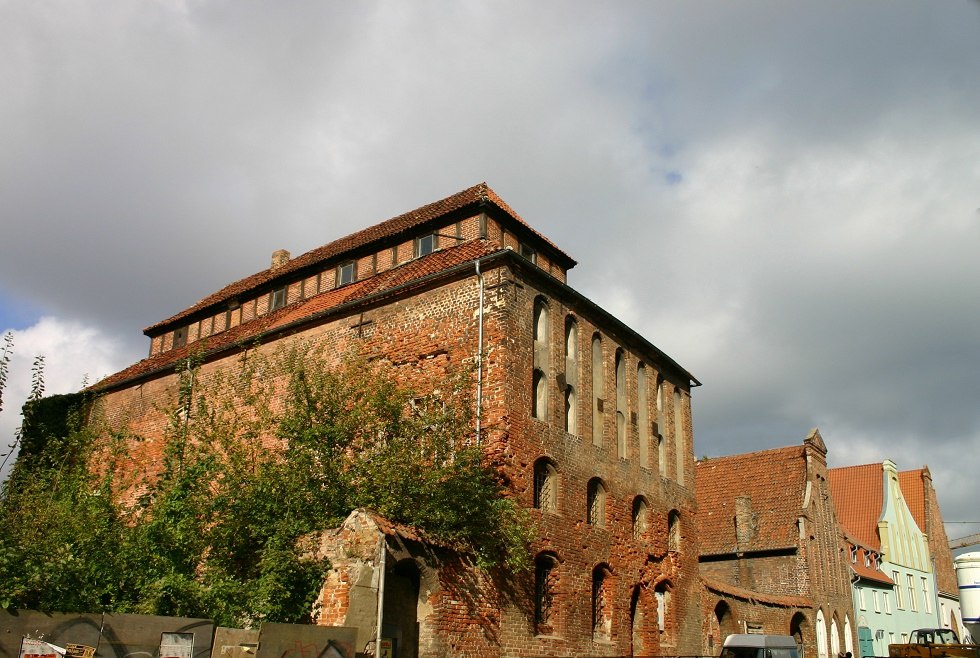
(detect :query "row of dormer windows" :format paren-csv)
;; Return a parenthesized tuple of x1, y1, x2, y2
(531, 296, 690, 484)
(150, 213, 564, 356)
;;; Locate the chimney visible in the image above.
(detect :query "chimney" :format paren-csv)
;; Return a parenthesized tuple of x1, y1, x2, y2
(271, 249, 290, 270)
(734, 495, 758, 550)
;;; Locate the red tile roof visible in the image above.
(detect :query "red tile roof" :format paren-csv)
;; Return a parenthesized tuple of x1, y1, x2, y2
(94, 239, 502, 392)
(898, 469, 926, 532)
(146, 183, 575, 333)
(702, 575, 813, 608)
(827, 463, 883, 551)
(849, 547, 894, 585)
(695, 445, 807, 555)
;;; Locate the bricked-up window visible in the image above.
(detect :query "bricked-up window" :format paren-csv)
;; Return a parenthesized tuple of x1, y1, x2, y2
(673, 388, 685, 486)
(592, 334, 604, 446)
(632, 496, 649, 539)
(415, 232, 436, 257)
(592, 564, 613, 641)
(564, 317, 578, 434)
(587, 478, 606, 527)
(337, 260, 355, 286)
(533, 458, 558, 512)
(535, 552, 559, 635)
(656, 376, 666, 477)
(173, 326, 187, 348)
(270, 286, 287, 311)
(668, 510, 680, 552)
(532, 299, 549, 421)
(615, 349, 627, 459)
(637, 364, 649, 468)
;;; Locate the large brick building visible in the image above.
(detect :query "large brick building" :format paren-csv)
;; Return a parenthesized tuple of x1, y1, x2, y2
(695, 430, 855, 658)
(90, 184, 703, 658)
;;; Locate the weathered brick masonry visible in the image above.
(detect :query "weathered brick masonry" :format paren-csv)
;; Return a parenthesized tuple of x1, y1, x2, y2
(90, 184, 702, 657)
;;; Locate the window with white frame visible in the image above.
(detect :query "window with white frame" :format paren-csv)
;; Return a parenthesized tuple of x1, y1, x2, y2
(858, 587, 866, 610)
(884, 591, 891, 614)
(337, 261, 355, 286)
(907, 574, 917, 611)
(415, 232, 436, 257)
(894, 571, 904, 609)
(873, 590, 880, 613)
(921, 577, 930, 613)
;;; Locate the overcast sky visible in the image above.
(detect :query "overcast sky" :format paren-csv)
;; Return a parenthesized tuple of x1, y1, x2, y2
(1, 1, 978, 545)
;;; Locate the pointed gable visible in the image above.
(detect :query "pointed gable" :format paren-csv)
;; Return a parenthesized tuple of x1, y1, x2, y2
(827, 463, 884, 551)
(696, 444, 807, 556)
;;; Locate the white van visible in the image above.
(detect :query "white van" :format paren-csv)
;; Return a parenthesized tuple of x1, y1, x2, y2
(722, 634, 801, 658)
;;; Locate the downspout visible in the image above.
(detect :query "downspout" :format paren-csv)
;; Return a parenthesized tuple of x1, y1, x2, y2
(375, 536, 386, 656)
(475, 259, 485, 443)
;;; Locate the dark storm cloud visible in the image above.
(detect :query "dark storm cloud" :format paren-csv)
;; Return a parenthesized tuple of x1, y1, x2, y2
(0, 0, 977, 530)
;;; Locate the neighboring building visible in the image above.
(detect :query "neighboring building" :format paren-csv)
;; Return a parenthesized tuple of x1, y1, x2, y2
(90, 183, 703, 657)
(695, 430, 856, 658)
(828, 461, 964, 657)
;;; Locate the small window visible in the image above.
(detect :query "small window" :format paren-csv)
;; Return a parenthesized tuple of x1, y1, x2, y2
(271, 286, 287, 311)
(416, 233, 437, 257)
(519, 242, 537, 264)
(173, 326, 187, 348)
(337, 261, 356, 286)
(587, 478, 606, 527)
(533, 459, 558, 512)
(535, 553, 559, 635)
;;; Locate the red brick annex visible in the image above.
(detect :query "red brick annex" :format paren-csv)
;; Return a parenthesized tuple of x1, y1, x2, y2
(89, 183, 709, 657)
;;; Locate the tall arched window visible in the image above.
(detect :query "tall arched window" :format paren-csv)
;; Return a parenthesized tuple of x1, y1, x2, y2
(830, 616, 840, 658)
(592, 564, 613, 640)
(654, 580, 672, 645)
(587, 478, 606, 527)
(615, 349, 627, 459)
(632, 496, 649, 539)
(533, 458, 558, 512)
(532, 299, 549, 421)
(637, 364, 649, 469)
(816, 609, 828, 658)
(674, 388, 685, 486)
(535, 552, 559, 635)
(564, 317, 578, 434)
(592, 334, 604, 446)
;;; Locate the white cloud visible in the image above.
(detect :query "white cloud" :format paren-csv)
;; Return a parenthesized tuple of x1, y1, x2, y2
(0, 317, 131, 479)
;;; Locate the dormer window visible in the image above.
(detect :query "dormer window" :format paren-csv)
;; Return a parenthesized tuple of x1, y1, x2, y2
(519, 242, 537, 264)
(337, 261, 356, 286)
(271, 286, 287, 311)
(416, 233, 436, 257)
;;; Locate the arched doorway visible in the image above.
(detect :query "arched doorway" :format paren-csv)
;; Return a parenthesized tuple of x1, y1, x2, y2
(710, 601, 737, 654)
(790, 611, 809, 658)
(384, 558, 421, 658)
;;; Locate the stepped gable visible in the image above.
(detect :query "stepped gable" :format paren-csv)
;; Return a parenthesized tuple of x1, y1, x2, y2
(827, 463, 883, 551)
(145, 182, 575, 334)
(695, 444, 806, 556)
(93, 239, 499, 392)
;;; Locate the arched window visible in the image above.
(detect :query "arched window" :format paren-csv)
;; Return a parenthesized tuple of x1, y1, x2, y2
(592, 334, 604, 445)
(532, 300, 549, 421)
(533, 458, 558, 512)
(830, 616, 840, 658)
(616, 349, 627, 459)
(844, 616, 853, 657)
(587, 478, 606, 527)
(535, 552, 559, 635)
(637, 364, 649, 468)
(564, 317, 578, 434)
(632, 496, 649, 539)
(674, 388, 685, 486)
(592, 564, 613, 640)
(668, 510, 680, 552)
